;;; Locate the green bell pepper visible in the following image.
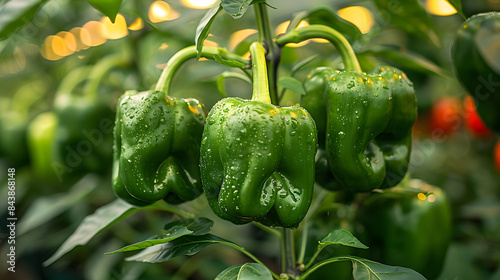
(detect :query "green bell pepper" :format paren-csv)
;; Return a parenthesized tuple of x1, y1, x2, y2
(303, 66, 417, 192)
(279, 25, 417, 193)
(452, 12, 500, 133)
(52, 65, 115, 179)
(27, 111, 58, 180)
(355, 179, 452, 279)
(112, 90, 207, 205)
(0, 111, 29, 167)
(111, 45, 248, 206)
(0, 81, 48, 167)
(200, 42, 318, 228)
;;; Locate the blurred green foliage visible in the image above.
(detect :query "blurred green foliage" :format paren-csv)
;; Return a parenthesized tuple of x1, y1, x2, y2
(0, 0, 499, 279)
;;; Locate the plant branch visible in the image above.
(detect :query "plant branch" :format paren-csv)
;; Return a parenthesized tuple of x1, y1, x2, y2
(84, 50, 130, 100)
(304, 246, 323, 270)
(277, 25, 361, 72)
(142, 202, 195, 219)
(281, 228, 298, 277)
(254, 3, 280, 105)
(299, 257, 348, 280)
(54, 66, 92, 105)
(155, 46, 248, 94)
(252, 222, 282, 238)
(224, 242, 281, 280)
(296, 221, 309, 266)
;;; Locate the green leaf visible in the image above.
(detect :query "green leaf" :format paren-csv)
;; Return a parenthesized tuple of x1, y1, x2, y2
(445, 0, 465, 19)
(372, 0, 440, 46)
(163, 217, 214, 236)
(195, 4, 222, 59)
(306, 7, 363, 43)
(221, 0, 252, 19)
(44, 199, 138, 266)
(18, 175, 98, 235)
(0, 0, 47, 40)
(349, 256, 426, 280)
(215, 263, 273, 280)
(214, 54, 247, 67)
(87, 0, 123, 22)
(306, 256, 426, 280)
(319, 229, 369, 250)
(106, 226, 194, 255)
(126, 234, 236, 263)
(363, 46, 448, 78)
(278, 77, 306, 95)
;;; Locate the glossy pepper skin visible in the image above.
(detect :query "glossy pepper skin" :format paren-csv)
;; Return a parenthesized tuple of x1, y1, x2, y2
(355, 180, 452, 279)
(302, 67, 340, 191)
(113, 90, 206, 206)
(200, 98, 318, 228)
(302, 66, 417, 192)
(452, 12, 500, 133)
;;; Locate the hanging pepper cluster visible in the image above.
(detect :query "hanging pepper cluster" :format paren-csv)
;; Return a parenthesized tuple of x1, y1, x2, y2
(111, 25, 418, 228)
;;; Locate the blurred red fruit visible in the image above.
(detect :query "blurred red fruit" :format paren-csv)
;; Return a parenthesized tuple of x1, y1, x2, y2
(463, 95, 492, 138)
(495, 141, 500, 173)
(429, 97, 462, 135)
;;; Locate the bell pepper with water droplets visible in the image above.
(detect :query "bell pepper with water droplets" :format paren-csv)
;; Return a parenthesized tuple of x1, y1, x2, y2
(110, 45, 246, 205)
(302, 66, 417, 192)
(112, 90, 207, 205)
(200, 42, 318, 228)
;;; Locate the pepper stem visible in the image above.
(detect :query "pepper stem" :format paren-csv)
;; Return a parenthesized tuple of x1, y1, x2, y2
(254, 3, 280, 105)
(249, 42, 271, 104)
(54, 66, 92, 107)
(84, 51, 130, 100)
(281, 228, 298, 277)
(155, 46, 248, 94)
(276, 25, 362, 72)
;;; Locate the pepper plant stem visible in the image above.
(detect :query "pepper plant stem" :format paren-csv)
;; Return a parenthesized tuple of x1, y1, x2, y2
(282, 228, 298, 277)
(155, 46, 248, 93)
(298, 257, 347, 280)
(296, 221, 309, 266)
(223, 242, 281, 280)
(54, 66, 92, 107)
(276, 25, 362, 72)
(84, 51, 130, 100)
(254, 3, 280, 105)
(249, 42, 271, 103)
